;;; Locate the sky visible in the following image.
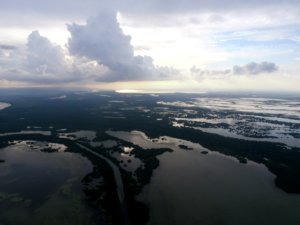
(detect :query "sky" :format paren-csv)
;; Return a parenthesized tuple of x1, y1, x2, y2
(0, 0, 300, 92)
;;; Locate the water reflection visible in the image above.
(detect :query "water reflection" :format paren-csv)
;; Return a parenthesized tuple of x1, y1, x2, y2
(0, 141, 100, 225)
(107, 130, 300, 225)
(157, 97, 300, 147)
(0, 102, 11, 110)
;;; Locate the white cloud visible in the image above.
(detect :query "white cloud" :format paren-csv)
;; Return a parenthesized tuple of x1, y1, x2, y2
(190, 66, 231, 80)
(26, 31, 67, 75)
(68, 12, 177, 82)
(233, 62, 278, 75)
(191, 61, 279, 80)
(0, 0, 298, 92)
(0, 14, 179, 84)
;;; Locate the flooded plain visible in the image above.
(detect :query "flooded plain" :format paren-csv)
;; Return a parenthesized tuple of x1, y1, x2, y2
(108, 130, 300, 225)
(0, 141, 100, 225)
(157, 97, 300, 148)
(0, 91, 299, 225)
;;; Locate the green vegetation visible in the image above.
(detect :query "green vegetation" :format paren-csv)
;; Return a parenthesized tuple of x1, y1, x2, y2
(0, 89, 300, 225)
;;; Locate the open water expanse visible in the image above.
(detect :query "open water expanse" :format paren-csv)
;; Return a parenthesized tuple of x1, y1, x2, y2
(0, 90, 299, 225)
(0, 141, 102, 225)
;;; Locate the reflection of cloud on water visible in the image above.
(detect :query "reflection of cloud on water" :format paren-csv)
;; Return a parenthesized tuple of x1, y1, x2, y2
(49, 95, 67, 100)
(110, 150, 143, 173)
(9, 140, 67, 152)
(158, 97, 300, 118)
(157, 97, 300, 148)
(58, 130, 96, 141)
(0, 130, 51, 136)
(0, 143, 95, 224)
(0, 102, 11, 110)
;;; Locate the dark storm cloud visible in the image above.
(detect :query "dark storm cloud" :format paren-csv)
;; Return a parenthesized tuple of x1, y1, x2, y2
(233, 62, 278, 75)
(68, 12, 176, 82)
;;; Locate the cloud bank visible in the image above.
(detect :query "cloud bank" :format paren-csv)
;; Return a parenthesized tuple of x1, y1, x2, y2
(1, 0, 299, 21)
(0, 12, 177, 83)
(191, 61, 278, 80)
(26, 31, 67, 75)
(0, 1, 294, 91)
(233, 62, 278, 75)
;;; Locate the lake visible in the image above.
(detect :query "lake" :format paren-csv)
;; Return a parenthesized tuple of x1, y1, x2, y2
(107, 130, 300, 225)
(0, 140, 102, 225)
(138, 142, 300, 225)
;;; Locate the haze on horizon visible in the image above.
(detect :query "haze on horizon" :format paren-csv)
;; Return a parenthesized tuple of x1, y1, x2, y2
(0, 0, 300, 92)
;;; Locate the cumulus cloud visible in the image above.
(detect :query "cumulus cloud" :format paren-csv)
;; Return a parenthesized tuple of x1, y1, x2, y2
(0, 43, 22, 70)
(68, 13, 134, 71)
(191, 61, 278, 80)
(0, 31, 78, 83)
(20, 31, 110, 83)
(190, 66, 231, 81)
(0, 15, 178, 84)
(191, 66, 230, 77)
(0, 45, 15, 60)
(68, 12, 176, 81)
(233, 62, 278, 75)
(26, 31, 67, 75)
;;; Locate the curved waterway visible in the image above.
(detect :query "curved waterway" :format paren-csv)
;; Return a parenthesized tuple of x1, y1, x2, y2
(77, 143, 131, 225)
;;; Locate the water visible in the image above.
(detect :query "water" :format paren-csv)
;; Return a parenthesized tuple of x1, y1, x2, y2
(139, 142, 300, 225)
(58, 130, 97, 141)
(0, 130, 52, 137)
(157, 97, 300, 148)
(0, 141, 99, 225)
(107, 130, 300, 225)
(0, 102, 11, 110)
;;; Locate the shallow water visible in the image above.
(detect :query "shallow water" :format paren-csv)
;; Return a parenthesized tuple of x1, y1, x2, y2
(0, 130, 51, 137)
(108, 130, 300, 225)
(58, 130, 96, 141)
(138, 146, 300, 225)
(157, 97, 300, 148)
(0, 142, 99, 225)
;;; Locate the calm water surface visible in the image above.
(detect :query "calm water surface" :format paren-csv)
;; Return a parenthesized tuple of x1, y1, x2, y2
(139, 146, 300, 225)
(108, 130, 300, 225)
(0, 142, 100, 225)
